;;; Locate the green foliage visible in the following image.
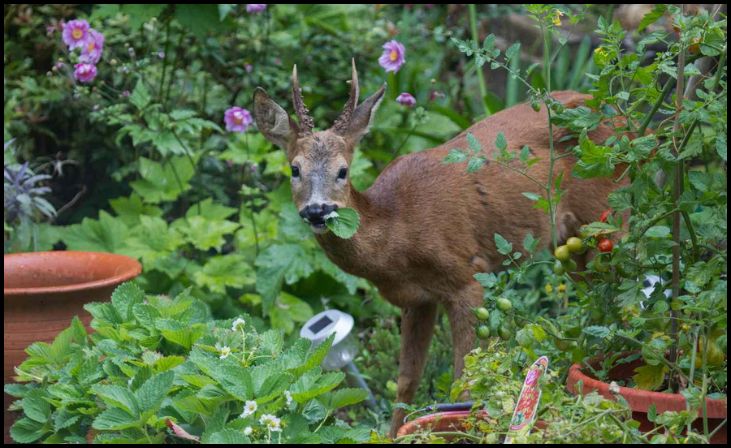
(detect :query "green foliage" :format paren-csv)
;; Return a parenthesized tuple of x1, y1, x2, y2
(451, 3, 727, 432)
(3, 4, 726, 443)
(427, 342, 707, 444)
(325, 207, 361, 239)
(5, 283, 369, 444)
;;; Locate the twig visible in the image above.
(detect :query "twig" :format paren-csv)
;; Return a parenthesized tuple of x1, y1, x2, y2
(52, 185, 87, 222)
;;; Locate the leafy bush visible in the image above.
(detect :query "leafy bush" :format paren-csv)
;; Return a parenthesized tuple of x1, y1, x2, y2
(451, 3, 727, 425)
(435, 342, 708, 443)
(5, 282, 370, 444)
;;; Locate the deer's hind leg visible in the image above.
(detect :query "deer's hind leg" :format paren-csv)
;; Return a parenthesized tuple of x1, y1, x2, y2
(389, 302, 439, 438)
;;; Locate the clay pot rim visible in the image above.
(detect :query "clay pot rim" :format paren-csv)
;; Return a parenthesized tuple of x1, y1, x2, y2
(4, 251, 142, 296)
(396, 410, 480, 437)
(397, 409, 547, 438)
(567, 351, 727, 417)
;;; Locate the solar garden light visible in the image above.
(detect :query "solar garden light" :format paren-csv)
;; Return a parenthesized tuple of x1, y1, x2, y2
(300, 309, 377, 410)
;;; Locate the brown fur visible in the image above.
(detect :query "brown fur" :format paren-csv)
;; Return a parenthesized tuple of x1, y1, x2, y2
(255, 73, 626, 437)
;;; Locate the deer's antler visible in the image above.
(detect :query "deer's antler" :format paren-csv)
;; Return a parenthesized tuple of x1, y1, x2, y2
(332, 59, 360, 134)
(292, 64, 314, 136)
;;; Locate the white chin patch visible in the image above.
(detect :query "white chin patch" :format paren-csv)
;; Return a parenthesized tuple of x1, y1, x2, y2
(310, 223, 328, 234)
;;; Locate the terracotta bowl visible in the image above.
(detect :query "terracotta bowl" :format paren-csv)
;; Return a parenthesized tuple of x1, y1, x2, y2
(4, 251, 142, 443)
(567, 353, 727, 444)
(396, 410, 487, 439)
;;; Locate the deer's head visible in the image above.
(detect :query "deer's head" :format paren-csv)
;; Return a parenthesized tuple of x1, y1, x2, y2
(253, 60, 385, 233)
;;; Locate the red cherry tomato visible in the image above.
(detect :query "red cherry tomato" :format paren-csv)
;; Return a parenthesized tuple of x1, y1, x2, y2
(598, 238, 613, 253)
(599, 210, 611, 223)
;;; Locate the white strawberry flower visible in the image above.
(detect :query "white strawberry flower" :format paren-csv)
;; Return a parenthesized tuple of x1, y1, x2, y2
(259, 413, 281, 432)
(241, 400, 258, 418)
(232, 317, 246, 332)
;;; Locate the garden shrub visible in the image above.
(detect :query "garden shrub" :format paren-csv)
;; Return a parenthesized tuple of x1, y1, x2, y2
(5, 282, 370, 444)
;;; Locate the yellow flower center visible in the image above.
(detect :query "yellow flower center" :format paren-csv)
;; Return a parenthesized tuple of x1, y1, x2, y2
(72, 28, 83, 40)
(389, 50, 398, 62)
(233, 112, 244, 124)
(88, 42, 95, 52)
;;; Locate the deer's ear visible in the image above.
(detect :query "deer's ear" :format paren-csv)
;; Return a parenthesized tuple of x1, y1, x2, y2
(337, 83, 386, 146)
(253, 87, 298, 150)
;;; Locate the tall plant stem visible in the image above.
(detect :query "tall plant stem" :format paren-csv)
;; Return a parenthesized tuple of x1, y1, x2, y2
(468, 4, 489, 116)
(668, 5, 687, 387)
(542, 23, 558, 249)
(638, 78, 675, 136)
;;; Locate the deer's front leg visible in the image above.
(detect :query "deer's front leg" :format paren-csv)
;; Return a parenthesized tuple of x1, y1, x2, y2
(445, 282, 482, 382)
(389, 303, 438, 438)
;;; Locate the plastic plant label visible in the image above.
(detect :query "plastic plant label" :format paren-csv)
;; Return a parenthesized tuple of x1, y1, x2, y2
(504, 356, 549, 444)
(325, 207, 360, 239)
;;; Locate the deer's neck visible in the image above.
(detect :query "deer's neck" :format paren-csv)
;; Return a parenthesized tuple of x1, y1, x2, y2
(314, 186, 384, 280)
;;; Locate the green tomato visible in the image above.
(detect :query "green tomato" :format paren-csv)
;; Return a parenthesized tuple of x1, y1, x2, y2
(530, 97, 541, 112)
(477, 325, 491, 339)
(496, 297, 513, 312)
(475, 307, 490, 321)
(498, 325, 512, 341)
(696, 338, 725, 368)
(554, 245, 571, 262)
(553, 259, 566, 275)
(566, 237, 584, 253)
(516, 331, 532, 348)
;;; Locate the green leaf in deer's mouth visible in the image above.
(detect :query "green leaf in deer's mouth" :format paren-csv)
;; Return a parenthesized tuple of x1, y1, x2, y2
(324, 208, 360, 239)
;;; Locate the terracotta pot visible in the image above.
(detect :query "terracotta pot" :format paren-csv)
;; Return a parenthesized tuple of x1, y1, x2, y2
(396, 410, 488, 440)
(567, 353, 727, 444)
(4, 251, 142, 444)
(396, 410, 547, 442)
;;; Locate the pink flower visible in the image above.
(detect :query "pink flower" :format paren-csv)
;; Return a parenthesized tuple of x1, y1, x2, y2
(246, 4, 267, 13)
(396, 92, 416, 107)
(378, 40, 406, 73)
(245, 63, 253, 73)
(74, 63, 97, 83)
(224, 107, 253, 133)
(79, 29, 104, 64)
(62, 19, 91, 50)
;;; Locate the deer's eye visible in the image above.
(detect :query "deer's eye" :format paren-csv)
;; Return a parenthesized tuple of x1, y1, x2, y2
(291, 165, 300, 178)
(337, 167, 348, 180)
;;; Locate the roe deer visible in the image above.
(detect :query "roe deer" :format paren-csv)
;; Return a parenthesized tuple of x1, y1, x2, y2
(253, 60, 625, 437)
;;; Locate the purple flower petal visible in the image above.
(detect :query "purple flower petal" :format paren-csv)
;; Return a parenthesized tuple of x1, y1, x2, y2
(246, 4, 267, 13)
(79, 29, 104, 64)
(74, 63, 97, 83)
(62, 19, 91, 50)
(224, 107, 253, 133)
(378, 40, 406, 73)
(396, 92, 416, 107)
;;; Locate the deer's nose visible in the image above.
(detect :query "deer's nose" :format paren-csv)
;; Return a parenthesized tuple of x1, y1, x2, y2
(300, 203, 338, 223)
